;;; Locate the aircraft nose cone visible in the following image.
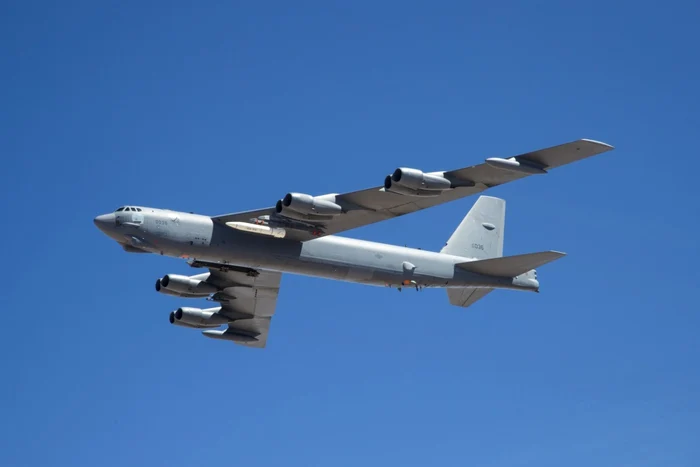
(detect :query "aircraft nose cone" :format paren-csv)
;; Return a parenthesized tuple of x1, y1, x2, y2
(93, 213, 113, 231)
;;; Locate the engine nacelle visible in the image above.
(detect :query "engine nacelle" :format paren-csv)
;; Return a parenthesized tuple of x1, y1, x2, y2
(383, 168, 453, 197)
(391, 168, 452, 191)
(276, 192, 342, 216)
(156, 274, 218, 297)
(169, 311, 203, 328)
(156, 280, 187, 297)
(169, 307, 229, 328)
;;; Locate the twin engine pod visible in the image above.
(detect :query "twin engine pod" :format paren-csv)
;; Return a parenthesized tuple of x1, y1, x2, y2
(169, 307, 230, 329)
(168, 308, 259, 343)
(275, 192, 343, 217)
(155, 273, 218, 297)
(384, 168, 453, 197)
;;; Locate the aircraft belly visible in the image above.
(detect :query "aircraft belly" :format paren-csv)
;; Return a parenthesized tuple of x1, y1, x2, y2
(173, 228, 465, 288)
(297, 236, 458, 286)
(345, 266, 375, 283)
(296, 261, 350, 280)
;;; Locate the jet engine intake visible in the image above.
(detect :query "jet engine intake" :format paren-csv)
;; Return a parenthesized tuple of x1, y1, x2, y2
(157, 274, 218, 297)
(384, 168, 475, 196)
(276, 192, 342, 216)
(383, 177, 439, 197)
(390, 168, 452, 191)
(169, 307, 230, 328)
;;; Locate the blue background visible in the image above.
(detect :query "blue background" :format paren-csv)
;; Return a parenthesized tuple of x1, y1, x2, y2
(2, 1, 698, 465)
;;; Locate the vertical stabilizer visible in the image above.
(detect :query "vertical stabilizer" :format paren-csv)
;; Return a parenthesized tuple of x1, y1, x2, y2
(447, 287, 494, 308)
(440, 196, 505, 260)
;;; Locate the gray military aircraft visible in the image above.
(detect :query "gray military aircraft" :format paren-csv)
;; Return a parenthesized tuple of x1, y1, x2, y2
(94, 139, 613, 348)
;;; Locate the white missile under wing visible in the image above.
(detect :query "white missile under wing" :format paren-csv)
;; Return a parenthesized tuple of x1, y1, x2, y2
(212, 139, 613, 241)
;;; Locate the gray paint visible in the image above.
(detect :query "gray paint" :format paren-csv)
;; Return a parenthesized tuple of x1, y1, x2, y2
(94, 139, 614, 346)
(95, 202, 538, 291)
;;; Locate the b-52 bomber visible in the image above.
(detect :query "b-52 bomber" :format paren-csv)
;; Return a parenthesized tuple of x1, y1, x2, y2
(94, 139, 613, 348)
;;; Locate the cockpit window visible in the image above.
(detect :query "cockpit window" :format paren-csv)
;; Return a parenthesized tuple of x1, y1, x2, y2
(114, 206, 142, 212)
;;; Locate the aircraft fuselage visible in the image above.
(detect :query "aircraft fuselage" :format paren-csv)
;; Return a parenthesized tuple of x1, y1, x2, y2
(94, 206, 537, 291)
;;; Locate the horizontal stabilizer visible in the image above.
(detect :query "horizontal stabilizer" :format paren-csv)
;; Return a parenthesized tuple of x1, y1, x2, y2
(456, 251, 566, 278)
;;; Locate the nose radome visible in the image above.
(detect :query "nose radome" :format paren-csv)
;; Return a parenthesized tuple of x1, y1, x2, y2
(93, 213, 113, 231)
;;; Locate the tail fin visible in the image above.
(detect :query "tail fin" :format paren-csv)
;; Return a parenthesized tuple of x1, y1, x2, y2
(442, 197, 565, 309)
(440, 196, 505, 260)
(443, 196, 505, 308)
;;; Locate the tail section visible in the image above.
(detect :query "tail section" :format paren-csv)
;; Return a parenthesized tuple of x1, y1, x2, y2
(455, 251, 566, 278)
(440, 196, 505, 260)
(442, 196, 565, 309)
(443, 196, 505, 308)
(446, 250, 566, 308)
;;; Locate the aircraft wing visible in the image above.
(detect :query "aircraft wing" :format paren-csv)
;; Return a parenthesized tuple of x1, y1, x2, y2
(189, 260, 282, 348)
(212, 139, 613, 241)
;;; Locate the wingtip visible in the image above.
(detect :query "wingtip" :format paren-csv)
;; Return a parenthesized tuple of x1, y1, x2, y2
(580, 138, 615, 150)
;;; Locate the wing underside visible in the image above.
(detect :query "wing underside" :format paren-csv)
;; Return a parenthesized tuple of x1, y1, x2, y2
(189, 260, 282, 348)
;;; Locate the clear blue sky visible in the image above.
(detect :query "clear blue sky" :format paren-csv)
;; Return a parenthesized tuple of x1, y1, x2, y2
(2, 1, 698, 466)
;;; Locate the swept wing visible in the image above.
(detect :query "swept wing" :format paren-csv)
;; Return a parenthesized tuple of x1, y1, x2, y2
(212, 139, 613, 241)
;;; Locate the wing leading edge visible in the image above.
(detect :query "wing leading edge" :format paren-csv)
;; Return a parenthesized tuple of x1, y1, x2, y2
(212, 139, 613, 240)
